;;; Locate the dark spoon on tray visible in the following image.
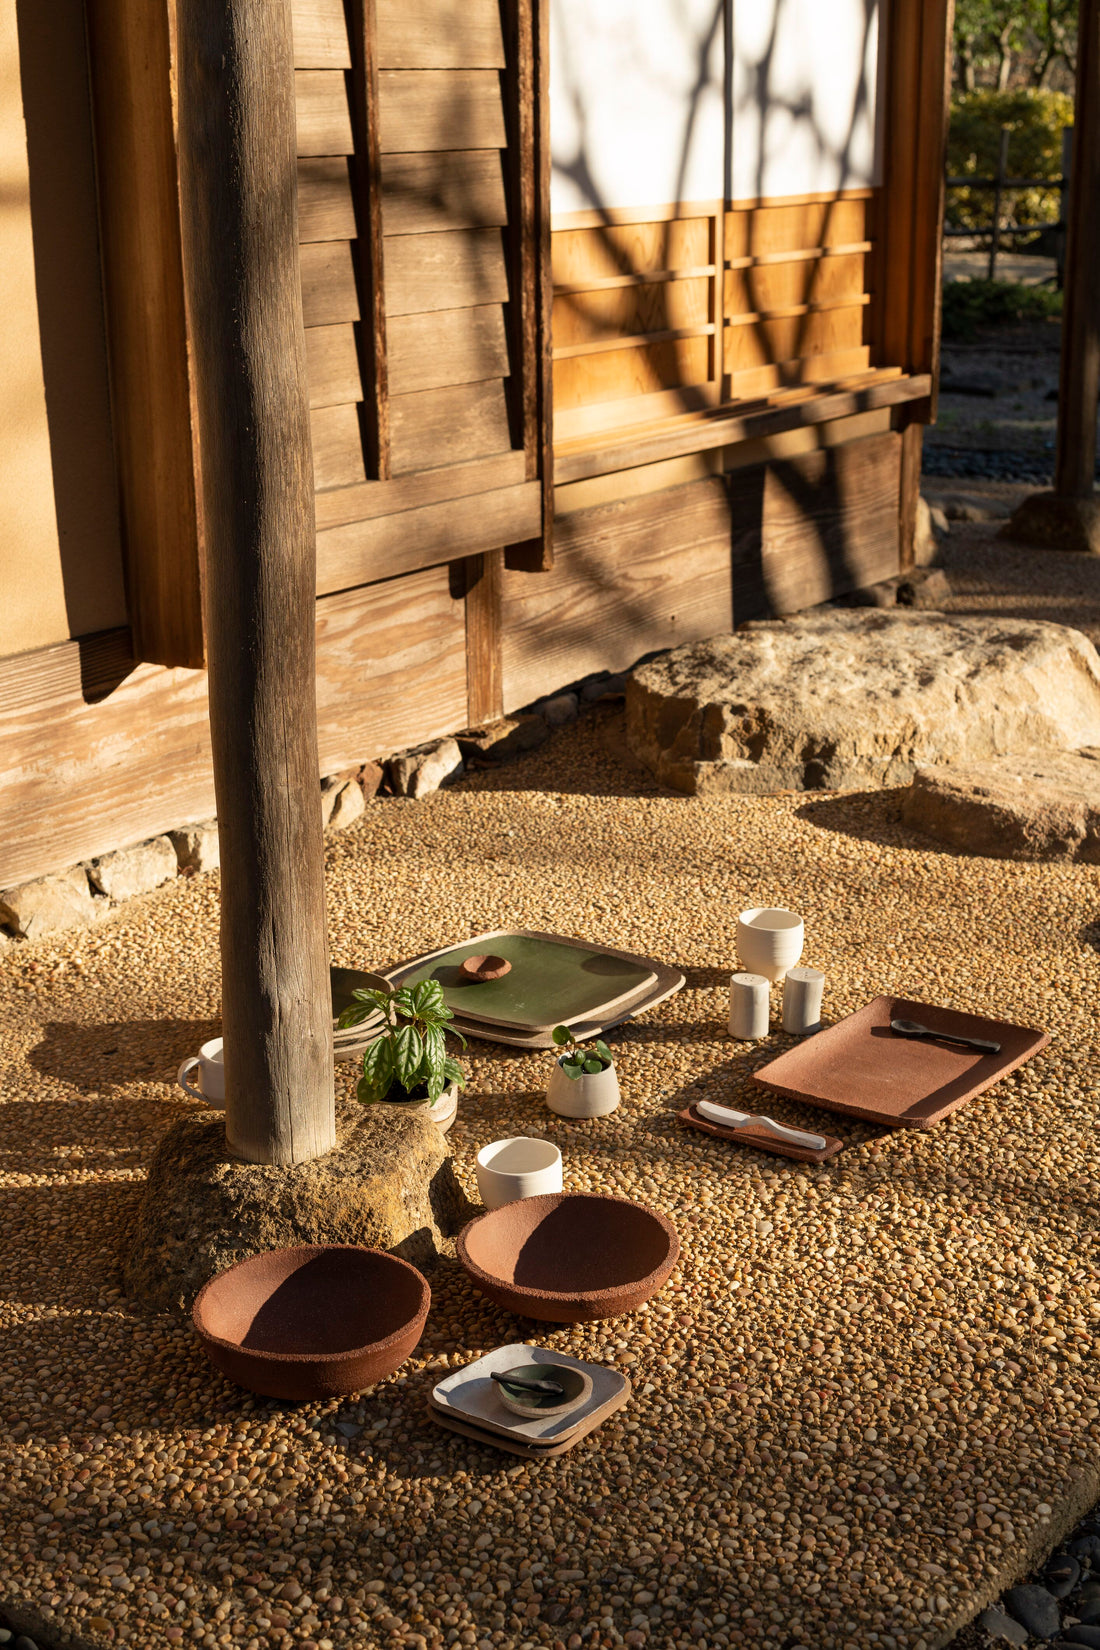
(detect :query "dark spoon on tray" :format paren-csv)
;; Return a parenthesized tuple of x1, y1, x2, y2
(890, 1018, 1001, 1055)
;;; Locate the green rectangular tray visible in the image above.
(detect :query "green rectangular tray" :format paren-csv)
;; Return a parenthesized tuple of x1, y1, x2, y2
(389, 930, 658, 1032)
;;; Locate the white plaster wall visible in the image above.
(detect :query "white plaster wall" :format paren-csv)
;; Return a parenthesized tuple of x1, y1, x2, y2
(550, 0, 885, 216)
(550, 0, 727, 216)
(729, 0, 883, 201)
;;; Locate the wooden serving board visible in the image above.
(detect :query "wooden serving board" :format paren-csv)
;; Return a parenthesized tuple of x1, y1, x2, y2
(752, 995, 1048, 1129)
(677, 1105, 844, 1163)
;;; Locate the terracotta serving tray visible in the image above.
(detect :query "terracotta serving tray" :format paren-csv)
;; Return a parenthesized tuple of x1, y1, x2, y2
(677, 1105, 844, 1163)
(426, 1389, 628, 1458)
(386, 930, 658, 1032)
(752, 995, 1049, 1129)
(430, 1342, 628, 1446)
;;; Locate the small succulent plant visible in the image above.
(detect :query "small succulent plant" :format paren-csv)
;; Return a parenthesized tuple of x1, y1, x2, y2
(338, 980, 466, 1107)
(551, 1025, 614, 1080)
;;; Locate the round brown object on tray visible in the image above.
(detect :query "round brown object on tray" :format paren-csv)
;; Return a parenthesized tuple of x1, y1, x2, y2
(457, 1192, 679, 1322)
(193, 1245, 430, 1400)
(459, 953, 512, 981)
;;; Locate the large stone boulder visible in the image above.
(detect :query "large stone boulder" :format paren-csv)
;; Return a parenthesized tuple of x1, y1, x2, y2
(902, 751, 1100, 862)
(123, 1103, 474, 1314)
(626, 611, 1100, 795)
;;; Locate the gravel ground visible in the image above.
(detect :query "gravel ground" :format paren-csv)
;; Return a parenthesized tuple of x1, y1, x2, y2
(1, 529, 1099, 1650)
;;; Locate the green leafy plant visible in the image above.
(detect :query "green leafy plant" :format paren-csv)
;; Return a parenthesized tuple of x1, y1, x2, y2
(338, 980, 466, 1107)
(550, 1025, 614, 1080)
(947, 88, 1073, 233)
(941, 276, 1062, 341)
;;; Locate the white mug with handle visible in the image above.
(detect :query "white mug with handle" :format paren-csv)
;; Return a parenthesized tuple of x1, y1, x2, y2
(177, 1038, 225, 1107)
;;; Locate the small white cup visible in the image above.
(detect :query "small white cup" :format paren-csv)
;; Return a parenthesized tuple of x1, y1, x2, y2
(736, 907, 805, 983)
(476, 1137, 563, 1210)
(729, 972, 771, 1039)
(782, 967, 825, 1035)
(178, 1038, 225, 1107)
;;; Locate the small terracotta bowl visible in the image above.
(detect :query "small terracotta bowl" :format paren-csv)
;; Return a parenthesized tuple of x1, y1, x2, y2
(493, 1362, 593, 1419)
(460, 953, 512, 981)
(193, 1245, 430, 1401)
(457, 1192, 679, 1323)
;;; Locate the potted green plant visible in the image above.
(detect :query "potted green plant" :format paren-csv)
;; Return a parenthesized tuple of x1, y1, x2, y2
(545, 1025, 620, 1119)
(337, 979, 466, 1133)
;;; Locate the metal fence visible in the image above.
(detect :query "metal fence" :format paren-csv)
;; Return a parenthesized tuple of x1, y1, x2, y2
(944, 124, 1072, 282)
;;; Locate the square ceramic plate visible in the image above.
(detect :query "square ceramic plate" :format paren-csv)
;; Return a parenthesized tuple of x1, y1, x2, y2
(446, 955, 686, 1049)
(426, 1402, 622, 1459)
(386, 930, 658, 1032)
(431, 1343, 629, 1445)
(752, 994, 1049, 1129)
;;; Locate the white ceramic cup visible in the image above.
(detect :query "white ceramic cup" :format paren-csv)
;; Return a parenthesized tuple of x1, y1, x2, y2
(178, 1038, 225, 1107)
(729, 972, 771, 1039)
(475, 1137, 563, 1209)
(782, 966, 825, 1035)
(736, 907, 805, 984)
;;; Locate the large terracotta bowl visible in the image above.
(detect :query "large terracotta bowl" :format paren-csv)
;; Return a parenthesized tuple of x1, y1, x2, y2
(193, 1245, 430, 1400)
(456, 1192, 679, 1322)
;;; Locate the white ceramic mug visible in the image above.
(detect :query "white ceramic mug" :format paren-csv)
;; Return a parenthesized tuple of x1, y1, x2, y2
(178, 1038, 225, 1107)
(475, 1137, 563, 1209)
(736, 907, 805, 983)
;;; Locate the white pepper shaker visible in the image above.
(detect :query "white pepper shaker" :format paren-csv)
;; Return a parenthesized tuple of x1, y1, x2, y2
(782, 966, 825, 1035)
(728, 972, 770, 1039)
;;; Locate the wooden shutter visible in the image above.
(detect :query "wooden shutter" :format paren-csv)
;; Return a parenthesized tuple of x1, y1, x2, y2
(298, 0, 553, 593)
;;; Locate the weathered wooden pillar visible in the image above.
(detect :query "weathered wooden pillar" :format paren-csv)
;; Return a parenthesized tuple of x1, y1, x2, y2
(177, 0, 336, 1163)
(1006, 0, 1100, 553)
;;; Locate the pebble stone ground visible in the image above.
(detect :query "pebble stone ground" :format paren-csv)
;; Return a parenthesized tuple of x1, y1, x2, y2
(1, 526, 1099, 1650)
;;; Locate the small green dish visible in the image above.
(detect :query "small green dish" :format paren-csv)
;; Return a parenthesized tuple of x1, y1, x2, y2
(492, 1362, 593, 1419)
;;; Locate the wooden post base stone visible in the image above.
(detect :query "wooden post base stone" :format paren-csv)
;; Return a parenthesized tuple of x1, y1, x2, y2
(1001, 491, 1100, 556)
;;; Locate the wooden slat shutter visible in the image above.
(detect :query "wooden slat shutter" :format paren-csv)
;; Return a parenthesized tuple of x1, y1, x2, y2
(295, 0, 553, 595)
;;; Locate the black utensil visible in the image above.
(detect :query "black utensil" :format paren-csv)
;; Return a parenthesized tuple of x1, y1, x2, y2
(890, 1018, 1001, 1055)
(490, 1371, 565, 1397)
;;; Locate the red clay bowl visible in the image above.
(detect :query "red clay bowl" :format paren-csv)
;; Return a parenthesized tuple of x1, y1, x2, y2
(456, 1192, 679, 1323)
(192, 1245, 430, 1400)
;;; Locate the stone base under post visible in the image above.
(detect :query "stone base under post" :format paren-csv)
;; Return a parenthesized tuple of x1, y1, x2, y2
(1001, 491, 1100, 555)
(123, 1104, 476, 1315)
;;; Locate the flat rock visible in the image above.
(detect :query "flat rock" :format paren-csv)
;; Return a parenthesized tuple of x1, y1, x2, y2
(625, 611, 1100, 795)
(902, 751, 1100, 861)
(980, 1607, 1029, 1646)
(325, 779, 366, 831)
(170, 821, 220, 875)
(1003, 1584, 1061, 1639)
(0, 867, 99, 939)
(123, 1104, 474, 1314)
(528, 692, 579, 728)
(90, 836, 178, 901)
(456, 715, 549, 762)
(387, 737, 464, 799)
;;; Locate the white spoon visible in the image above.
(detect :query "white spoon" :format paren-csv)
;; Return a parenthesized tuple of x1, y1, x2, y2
(695, 1099, 826, 1151)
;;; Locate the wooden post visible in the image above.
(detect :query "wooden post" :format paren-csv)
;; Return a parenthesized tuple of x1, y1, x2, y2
(177, 0, 336, 1164)
(1006, 0, 1100, 552)
(987, 126, 1009, 283)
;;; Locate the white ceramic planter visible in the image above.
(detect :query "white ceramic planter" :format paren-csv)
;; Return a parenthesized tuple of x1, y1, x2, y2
(383, 1082, 459, 1134)
(476, 1137, 564, 1208)
(545, 1058, 620, 1119)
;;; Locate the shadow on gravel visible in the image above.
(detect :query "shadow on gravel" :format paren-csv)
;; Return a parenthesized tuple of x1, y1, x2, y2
(27, 1017, 220, 1092)
(795, 787, 951, 853)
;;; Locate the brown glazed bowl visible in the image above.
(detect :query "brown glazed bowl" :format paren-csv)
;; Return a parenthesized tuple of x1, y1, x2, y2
(193, 1245, 430, 1400)
(456, 1192, 679, 1322)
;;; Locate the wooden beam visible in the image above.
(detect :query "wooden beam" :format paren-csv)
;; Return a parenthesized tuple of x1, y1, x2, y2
(344, 0, 390, 475)
(1056, 0, 1100, 500)
(85, 0, 205, 669)
(178, 0, 335, 1165)
(463, 550, 504, 725)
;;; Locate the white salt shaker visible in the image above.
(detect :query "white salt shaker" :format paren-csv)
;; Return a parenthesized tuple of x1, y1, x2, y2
(782, 966, 825, 1035)
(729, 972, 770, 1039)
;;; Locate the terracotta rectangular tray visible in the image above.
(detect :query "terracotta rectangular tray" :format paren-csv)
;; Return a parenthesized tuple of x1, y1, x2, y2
(752, 994, 1049, 1129)
(677, 1105, 844, 1162)
(430, 1343, 628, 1446)
(386, 930, 657, 1032)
